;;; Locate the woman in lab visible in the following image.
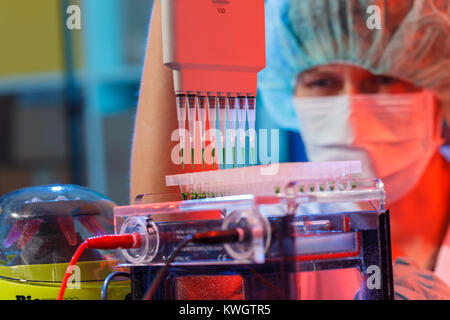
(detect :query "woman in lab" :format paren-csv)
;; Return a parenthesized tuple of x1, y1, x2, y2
(258, 0, 450, 298)
(131, 0, 450, 299)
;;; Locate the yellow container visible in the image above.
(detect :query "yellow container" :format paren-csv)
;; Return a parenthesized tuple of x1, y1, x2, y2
(0, 260, 130, 300)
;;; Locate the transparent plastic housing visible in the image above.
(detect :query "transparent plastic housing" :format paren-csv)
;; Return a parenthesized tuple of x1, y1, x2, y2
(115, 172, 392, 300)
(115, 178, 385, 267)
(0, 184, 117, 282)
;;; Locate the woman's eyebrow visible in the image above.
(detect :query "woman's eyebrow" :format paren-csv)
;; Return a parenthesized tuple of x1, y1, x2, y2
(297, 70, 338, 82)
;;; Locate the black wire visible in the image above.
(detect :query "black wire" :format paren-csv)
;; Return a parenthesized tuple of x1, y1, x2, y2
(101, 271, 131, 300)
(142, 234, 193, 300)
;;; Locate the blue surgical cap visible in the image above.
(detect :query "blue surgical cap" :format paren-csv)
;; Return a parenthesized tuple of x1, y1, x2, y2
(258, 0, 450, 131)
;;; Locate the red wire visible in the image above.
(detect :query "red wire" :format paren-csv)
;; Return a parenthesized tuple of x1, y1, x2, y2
(57, 241, 88, 300)
(57, 233, 142, 300)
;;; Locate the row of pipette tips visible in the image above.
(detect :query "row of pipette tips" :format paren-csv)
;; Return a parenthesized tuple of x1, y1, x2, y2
(176, 93, 256, 169)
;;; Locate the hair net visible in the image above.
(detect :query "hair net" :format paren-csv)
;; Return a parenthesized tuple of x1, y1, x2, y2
(258, 0, 450, 131)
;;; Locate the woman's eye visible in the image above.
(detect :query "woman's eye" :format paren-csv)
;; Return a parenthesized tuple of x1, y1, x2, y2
(306, 78, 336, 88)
(374, 76, 398, 85)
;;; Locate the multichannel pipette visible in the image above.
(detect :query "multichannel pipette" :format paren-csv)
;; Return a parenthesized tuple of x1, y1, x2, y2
(161, 0, 266, 170)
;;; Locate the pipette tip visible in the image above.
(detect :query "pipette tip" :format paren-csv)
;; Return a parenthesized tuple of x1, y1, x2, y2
(181, 148, 184, 170)
(232, 147, 235, 168)
(202, 148, 205, 169)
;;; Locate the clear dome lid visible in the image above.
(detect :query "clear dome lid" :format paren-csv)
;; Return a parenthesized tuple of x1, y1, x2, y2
(0, 185, 116, 280)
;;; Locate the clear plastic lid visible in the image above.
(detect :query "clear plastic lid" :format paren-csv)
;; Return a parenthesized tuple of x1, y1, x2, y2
(0, 185, 117, 281)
